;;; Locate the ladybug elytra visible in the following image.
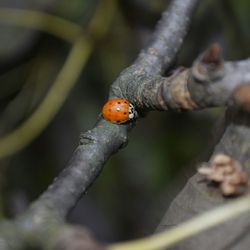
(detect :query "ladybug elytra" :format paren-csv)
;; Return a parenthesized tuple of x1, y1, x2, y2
(102, 99, 135, 124)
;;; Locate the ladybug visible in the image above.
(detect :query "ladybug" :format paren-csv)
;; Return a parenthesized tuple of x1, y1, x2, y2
(102, 99, 135, 124)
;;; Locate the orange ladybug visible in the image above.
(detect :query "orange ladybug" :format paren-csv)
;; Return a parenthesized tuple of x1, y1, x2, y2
(102, 99, 135, 124)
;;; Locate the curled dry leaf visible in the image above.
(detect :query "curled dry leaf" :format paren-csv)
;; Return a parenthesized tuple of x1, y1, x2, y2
(198, 154, 249, 196)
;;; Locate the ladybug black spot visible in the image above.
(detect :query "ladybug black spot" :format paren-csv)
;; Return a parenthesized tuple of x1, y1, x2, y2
(117, 120, 121, 123)
(124, 112, 127, 115)
(118, 102, 121, 104)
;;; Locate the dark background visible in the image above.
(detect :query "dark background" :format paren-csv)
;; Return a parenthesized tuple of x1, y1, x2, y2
(0, 0, 249, 243)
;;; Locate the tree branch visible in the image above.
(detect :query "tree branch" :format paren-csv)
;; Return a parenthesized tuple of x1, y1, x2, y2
(135, 0, 201, 75)
(32, 120, 129, 218)
(28, 0, 201, 222)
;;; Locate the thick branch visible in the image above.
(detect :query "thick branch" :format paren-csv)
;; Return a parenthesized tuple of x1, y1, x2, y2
(156, 109, 250, 250)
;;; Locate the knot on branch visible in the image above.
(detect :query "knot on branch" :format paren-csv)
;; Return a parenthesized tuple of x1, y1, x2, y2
(79, 131, 96, 145)
(202, 43, 222, 64)
(161, 69, 198, 110)
(192, 43, 225, 82)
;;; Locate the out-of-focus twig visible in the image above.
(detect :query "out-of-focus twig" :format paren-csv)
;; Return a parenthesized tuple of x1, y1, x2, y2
(108, 194, 250, 250)
(0, 35, 92, 159)
(0, 0, 116, 159)
(0, 8, 82, 42)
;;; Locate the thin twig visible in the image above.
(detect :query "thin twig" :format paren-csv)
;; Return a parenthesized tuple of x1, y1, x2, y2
(0, 8, 82, 42)
(0, 0, 116, 159)
(0, 35, 92, 159)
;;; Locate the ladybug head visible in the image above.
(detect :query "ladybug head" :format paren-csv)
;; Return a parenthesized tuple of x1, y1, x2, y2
(128, 103, 135, 119)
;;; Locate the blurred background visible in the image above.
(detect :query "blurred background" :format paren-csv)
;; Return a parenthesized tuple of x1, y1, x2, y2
(0, 0, 249, 243)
